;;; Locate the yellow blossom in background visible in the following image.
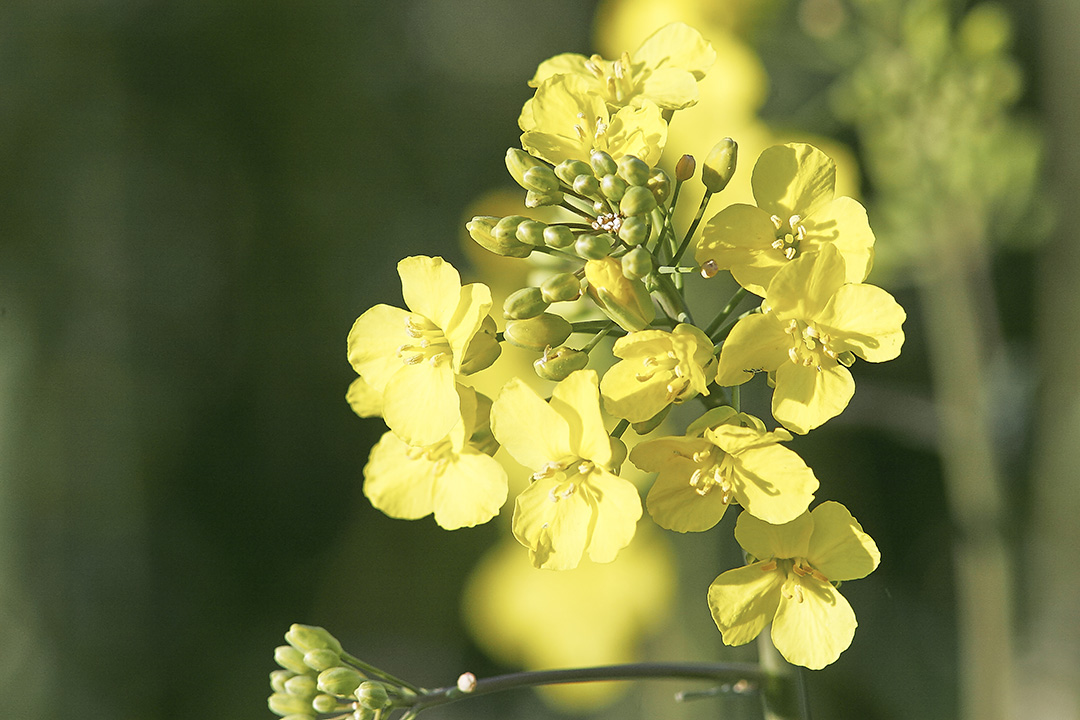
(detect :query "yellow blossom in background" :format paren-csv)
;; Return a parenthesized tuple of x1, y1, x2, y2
(491, 370, 642, 570)
(463, 530, 675, 710)
(600, 323, 715, 423)
(697, 143, 875, 297)
(519, 74, 667, 166)
(630, 407, 818, 531)
(707, 502, 880, 669)
(347, 256, 498, 447)
(530, 22, 715, 111)
(362, 385, 508, 530)
(717, 244, 905, 434)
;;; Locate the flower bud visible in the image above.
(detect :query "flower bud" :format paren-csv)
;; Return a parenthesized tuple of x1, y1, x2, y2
(504, 313, 573, 351)
(515, 219, 547, 246)
(268, 692, 313, 717)
(590, 150, 617, 177)
(356, 681, 391, 710)
(702, 138, 738, 193)
(271, 670, 295, 694)
(632, 404, 671, 435)
(317, 667, 365, 696)
(575, 232, 613, 260)
(618, 215, 648, 246)
(540, 272, 582, 302)
(675, 154, 696, 182)
(303, 649, 341, 672)
(572, 174, 600, 197)
(620, 185, 657, 216)
(525, 189, 563, 207)
(275, 646, 311, 675)
(555, 159, 593, 184)
(505, 148, 547, 188)
(585, 257, 656, 332)
(533, 346, 589, 381)
(285, 674, 318, 699)
(617, 155, 651, 186)
(467, 216, 532, 258)
(312, 694, 349, 714)
(503, 287, 550, 320)
(286, 624, 343, 654)
(621, 246, 654, 280)
(353, 708, 377, 720)
(522, 165, 560, 193)
(542, 224, 575, 249)
(608, 435, 628, 470)
(647, 168, 672, 202)
(459, 315, 501, 374)
(599, 174, 627, 202)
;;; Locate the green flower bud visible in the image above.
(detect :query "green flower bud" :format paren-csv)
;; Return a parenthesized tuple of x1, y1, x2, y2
(286, 624, 343, 654)
(533, 346, 589, 381)
(600, 174, 627, 202)
(702, 138, 738, 193)
(302, 649, 340, 672)
(271, 670, 295, 694)
(617, 155, 651, 186)
(522, 165, 560, 193)
(632, 404, 671, 435)
(459, 315, 501, 374)
(618, 215, 649, 246)
(590, 150, 618, 177)
(621, 246, 654, 280)
(467, 216, 532, 258)
(608, 436, 628, 470)
(317, 667, 365, 696)
(675, 154, 696, 182)
(268, 692, 313, 717)
(356, 681, 391, 710)
(494, 215, 528, 241)
(275, 646, 311, 675)
(515, 219, 547, 246)
(505, 148, 547, 188)
(647, 168, 672, 202)
(539, 272, 582, 302)
(584, 257, 656, 332)
(555, 159, 593, 184)
(354, 708, 377, 720)
(524, 189, 563, 207)
(285, 674, 318, 699)
(542, 224, 575, 249)
(620, 185, 657, 216)
(504, 313, 573, 351)
(312, 694, 349, 714)
(503, 287, 550, 320)
(572, 174, 600, 197)
(575, 232, 613, 260)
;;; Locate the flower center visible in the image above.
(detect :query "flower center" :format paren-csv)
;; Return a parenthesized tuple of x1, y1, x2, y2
(584, 51, 635, 104)
(573, 112, 610, 146)
(760, 558, 830, 603)
(783, 319, 855, 371)
(592, 212, 623, 233)
(533, 457, 596, 504)
(634, 351, 692, 402)
(406, 438, 455, 475)
(682, 446, 734, 502)
(770, 214, 807, 261)
(397, 314, 452, 368)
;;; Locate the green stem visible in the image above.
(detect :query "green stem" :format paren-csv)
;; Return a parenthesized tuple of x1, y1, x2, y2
(651, 272, 694, 325)
(570, 320, 626, 336)
(407, 662, 770, 716)
(579, 322, 616, 354)
(611, 418, 630, 439)
(340, 652, 423, 695)
(671, 190, 713, 266)
(704, 288, 749, 338)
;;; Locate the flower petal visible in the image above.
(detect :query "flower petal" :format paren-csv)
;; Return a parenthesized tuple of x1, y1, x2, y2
(362, 432, 436, 520)
(551, 370, 612, 467)
(771, 578, 857, 670)
(346, 376, 383, 418)
(633, 23, 715, 80)
(752, 143, 836, 223)
(729, 443, 818, 526)
(583, 469, 642, 563)
(772, 361, 854, 435)
(817, 283, 906, 363)
(431, 451, 509, 530)
(444, 282, 494, 371)
(347, 304, 411, 391)
(767, 243, 846, 322)
(707, 562, 783, 646)
(513, 477, 592, 570)
(807, 501, 881, 582)
(383, 361, 460, 446)
(641, 450, 731, 532)
(638, 67, 699, 110)
(491, 378, 571, 470)
(398, 256, 463, 330)
(804, 196, 875, 284)
(716, 313, 790, 386)
(735, 509, 813, 561)
(696, 203, 782, 297)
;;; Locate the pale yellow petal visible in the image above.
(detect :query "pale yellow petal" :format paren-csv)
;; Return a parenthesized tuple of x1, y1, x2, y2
(491, 378, 571, 470)
(551, 370, 611, 467)
(642, 452, 731, 532)
(431, 451, 508, 530)
(752, 143, 836, 222)
(716, 313, 790, 386)
(444, 282, 494, 371)
(771, 578, 857, 670)
(804, 196, 875, 283)
(362, 432, 435, 520)
(766, 243, 846, 322)
(600, 357, 673, 423)
(637, 67, 699, 110)
(817, 284, 906, 363)
(347, 304, 411, 390)
(513, 478, 592, 570)
(697, 203, 785, 298)
(729, 444, 818, 525)
(583, 469, 642, 563)
(398, 256, 463, 329)
(346, 376, 383, 418)
(772, 361, 854, 435)
(383, 361, 460, 447)
(633, 22, 715, 79)
(707, 562, 784, 646)
(807, 501, 881, 582)
(530, 52, 594, 87)
(735, 509, 813, 561)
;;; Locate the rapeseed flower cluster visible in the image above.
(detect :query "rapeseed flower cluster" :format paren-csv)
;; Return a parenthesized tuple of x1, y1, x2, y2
(342, 22, 905, 674)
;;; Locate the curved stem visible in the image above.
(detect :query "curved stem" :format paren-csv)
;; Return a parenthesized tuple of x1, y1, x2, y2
(705, 288, 749, 338)
(671, 190, 713, 266)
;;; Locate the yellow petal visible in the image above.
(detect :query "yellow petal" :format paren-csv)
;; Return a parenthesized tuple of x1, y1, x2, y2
(807, 501, 881, 582)
(637, 66, 699, 110)
(583, 469, 642, 563)
(551, 370, 612, 467)
(382, 361, 460, 447)
(431, 451, 508, 530)
(752, 143, 836, 223)
(817, 283, 906, 363)
(633, 22, 715, 80)
(716, 313, 789, 386)
(766, 243, 846, 322)
(347, 304, 412, 391)
(445, 282, 494, 371)
(771, 577, 857, 670)
(529, 52, 593, 87)
(707, 562, 783, 646)
(697, 203, 785, 298)
(600, 356, 674, 423)
(346, 376, 383, 418)
(398, 256, 463, 330)
(772, 361, 854, 435)
(729, 444, 818, 526)
(362, 432, 435, 520)
(491, 378, 571, 470)
(512, 477, 593, 570)
(805, 196, 875, 284)
(638, 444, 731, 532)
(735, 509, 813, 561)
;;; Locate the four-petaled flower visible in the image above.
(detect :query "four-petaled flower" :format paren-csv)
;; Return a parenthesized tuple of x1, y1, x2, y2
(697, 143, 875, 297)
(529, 22, 715, 112)
(716, 244, 905, 434)
(707, 501, 880, 670)
(347, 256, 498, 446)
(630, 408, 818, 532)
(491, 370, 643, 570)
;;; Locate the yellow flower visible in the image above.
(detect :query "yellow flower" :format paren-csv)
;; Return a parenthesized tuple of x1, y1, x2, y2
(362, 386, 508, 530)
(519, 74, 667, 167)
(630, 407, 817, 531)
(530, 22, 715, 111)
(697, 143, 875, 297)
(600, 324, 715, 423)
(707, 501, 880, 670)
(347, 256, 497, 447)
(491, 370, 642, 570)
(716, 244, 905, 434)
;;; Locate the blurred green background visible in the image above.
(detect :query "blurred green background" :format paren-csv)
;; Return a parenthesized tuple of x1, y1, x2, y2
(1, 1, 1077, 719)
